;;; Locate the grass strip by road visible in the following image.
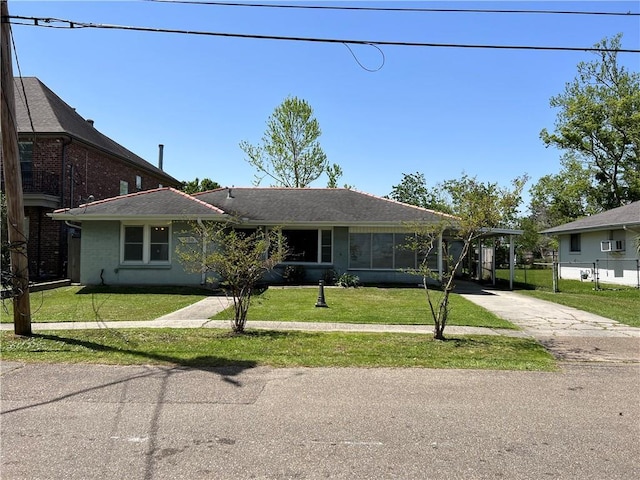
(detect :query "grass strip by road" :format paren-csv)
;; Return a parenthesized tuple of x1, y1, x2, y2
(0, 329, 556, 371)
(0, 286, 213, 323)
(212, 287, 517, 329)
(496, 269, 640, 327)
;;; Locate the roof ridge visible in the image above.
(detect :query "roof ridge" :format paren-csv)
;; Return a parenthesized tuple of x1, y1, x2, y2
(170, 188, 226, 213)
(15, 77, 179, 185)
(353, 189, 459, 220)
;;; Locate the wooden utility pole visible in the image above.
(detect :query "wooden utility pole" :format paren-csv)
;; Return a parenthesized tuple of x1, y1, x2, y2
(1, 0, 32, 335)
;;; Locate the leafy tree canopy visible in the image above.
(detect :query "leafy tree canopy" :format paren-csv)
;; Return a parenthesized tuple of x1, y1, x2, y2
(404, 174, 527, 340)
(240, 96, 331, 188)
(387, 172, 453, 214)
(539, 34, 640, 212)
(181, 177, 221, 194)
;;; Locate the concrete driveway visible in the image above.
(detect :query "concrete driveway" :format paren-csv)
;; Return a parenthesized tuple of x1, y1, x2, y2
(457, 285, 640, 363)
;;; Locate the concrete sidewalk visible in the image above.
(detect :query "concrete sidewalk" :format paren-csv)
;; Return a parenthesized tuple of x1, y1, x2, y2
(2, 284, 638, 362)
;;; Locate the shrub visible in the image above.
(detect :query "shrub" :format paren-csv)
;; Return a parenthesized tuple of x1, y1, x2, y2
(283, 265, 306, 284)
(322, 269, 338, 286)
(337, 273, 359, 288)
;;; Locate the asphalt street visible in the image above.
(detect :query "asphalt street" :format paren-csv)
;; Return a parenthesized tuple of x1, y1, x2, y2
(1, 362, 639, 480)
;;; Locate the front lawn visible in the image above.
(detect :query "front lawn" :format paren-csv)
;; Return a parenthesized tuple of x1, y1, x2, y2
(495, 269, 640, 327)
(211, 286, 517, 329)
(0, 286, 213, 323)
(0, 329, 556, 371)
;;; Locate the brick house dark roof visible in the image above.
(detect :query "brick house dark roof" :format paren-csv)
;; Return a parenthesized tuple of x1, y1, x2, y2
(14, 77, 179, 185)
(542, 201, 640, 234)
(53, 188, 225, 220)
(195, 187, 455, 225)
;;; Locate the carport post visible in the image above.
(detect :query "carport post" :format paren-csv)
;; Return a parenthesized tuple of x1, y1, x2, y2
(509, 234, 515, 290)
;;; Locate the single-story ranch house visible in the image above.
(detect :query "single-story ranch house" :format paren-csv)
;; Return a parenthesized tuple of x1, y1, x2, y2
(542, 201, 640, 287)
(49, 186, 466, 286)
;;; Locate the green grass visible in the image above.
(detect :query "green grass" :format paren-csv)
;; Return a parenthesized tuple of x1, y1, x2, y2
(0, 286, 213, 323)
(496, 268, 640, 327)
(0, 329, 556, 371)
(211, 286, 517, 329)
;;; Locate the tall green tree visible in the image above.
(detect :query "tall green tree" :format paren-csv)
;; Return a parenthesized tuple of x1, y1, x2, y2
(539, 34, 640, 211)
(387, 172, 453, 214)
(528, 154, 596, 229)
(180, 177, 221, 194)
(240, 96, 329, 188)
(406, 174, 527, 340)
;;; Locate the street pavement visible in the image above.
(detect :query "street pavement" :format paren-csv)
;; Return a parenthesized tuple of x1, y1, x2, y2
(2, 283, 639, 479)
(1, 362, 639, 480)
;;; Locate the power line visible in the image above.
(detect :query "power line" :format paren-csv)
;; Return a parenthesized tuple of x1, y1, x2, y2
(144, 0, 640, 17)
(7, 16, 640, 53)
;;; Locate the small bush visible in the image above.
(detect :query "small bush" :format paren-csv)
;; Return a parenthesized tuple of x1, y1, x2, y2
(322, 269, 338, 286)
(283, 265, 306, 284)
(337, 273, 359, 288)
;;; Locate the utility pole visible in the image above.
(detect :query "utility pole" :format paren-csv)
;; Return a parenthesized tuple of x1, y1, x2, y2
(1, 0, 32, 335)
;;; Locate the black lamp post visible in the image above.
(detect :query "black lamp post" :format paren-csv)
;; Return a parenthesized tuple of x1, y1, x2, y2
(315, 280, 328, 308)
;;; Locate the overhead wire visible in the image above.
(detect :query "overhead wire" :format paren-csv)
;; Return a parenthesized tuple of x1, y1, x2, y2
(6, 16, 640, 53)
(143, 0, 640, 17)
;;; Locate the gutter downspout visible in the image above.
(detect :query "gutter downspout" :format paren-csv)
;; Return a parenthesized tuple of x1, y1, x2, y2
(59, 136, 72, 278)
(197, 218, 206, 285)
(65, 221, 81, 230)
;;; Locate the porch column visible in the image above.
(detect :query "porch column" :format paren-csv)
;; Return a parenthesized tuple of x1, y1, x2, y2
(509, 234, 515, 290)
(477, 240, 483, 282)
(492, 242, 496, 286)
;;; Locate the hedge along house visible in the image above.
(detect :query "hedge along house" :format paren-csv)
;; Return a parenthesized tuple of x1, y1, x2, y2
(50, 186, 471, 287)
(542, 201, 640, 288)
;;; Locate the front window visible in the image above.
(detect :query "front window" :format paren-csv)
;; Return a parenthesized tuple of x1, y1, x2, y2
(282, 229, 332, 263)
(349, 230, 437, 270)
(150, 226, 169, 261)
(123, 226, 144, 261)
(122, 224, 170, 264)
(570, 233, 581, 253)
(19, 142, 33, 186)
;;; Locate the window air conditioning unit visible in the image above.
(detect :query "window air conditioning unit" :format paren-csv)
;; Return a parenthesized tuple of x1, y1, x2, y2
(600, 240, 625, 252)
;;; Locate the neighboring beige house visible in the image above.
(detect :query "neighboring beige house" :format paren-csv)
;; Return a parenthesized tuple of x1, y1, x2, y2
(542, 201, 640, 287)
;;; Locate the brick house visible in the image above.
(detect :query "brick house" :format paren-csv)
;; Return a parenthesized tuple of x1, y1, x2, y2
(0, 77, 180, 281)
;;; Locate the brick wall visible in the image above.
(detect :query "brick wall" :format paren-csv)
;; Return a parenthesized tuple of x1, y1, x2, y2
(8, 135, 179, 280)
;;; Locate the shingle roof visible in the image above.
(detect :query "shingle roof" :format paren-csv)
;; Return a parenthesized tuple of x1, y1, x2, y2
(52, 187, 225, 220)
(14, 77, 179, 185)
(195, 187, 454, 225)
(542, 201, 640, 234)
(50, 187, 455, 225)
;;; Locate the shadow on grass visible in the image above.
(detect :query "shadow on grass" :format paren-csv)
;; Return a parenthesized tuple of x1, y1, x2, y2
(76, 285, 226, 296)
(31, 332, 257, 372)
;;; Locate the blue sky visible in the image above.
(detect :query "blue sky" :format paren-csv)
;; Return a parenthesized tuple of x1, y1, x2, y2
(8, 1, 640, 207)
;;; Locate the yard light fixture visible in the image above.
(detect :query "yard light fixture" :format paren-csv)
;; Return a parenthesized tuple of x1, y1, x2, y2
(315, 280, 328, 308)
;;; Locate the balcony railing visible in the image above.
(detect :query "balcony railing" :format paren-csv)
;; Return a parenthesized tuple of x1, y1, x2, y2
(0, 169, 60, 197)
